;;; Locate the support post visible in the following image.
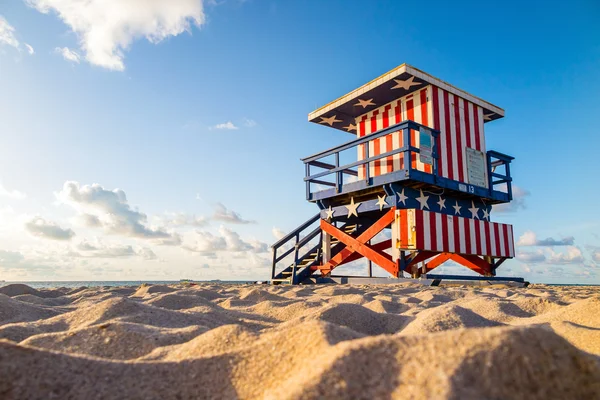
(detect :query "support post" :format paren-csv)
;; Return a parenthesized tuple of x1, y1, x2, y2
(322, 231, 331, 264)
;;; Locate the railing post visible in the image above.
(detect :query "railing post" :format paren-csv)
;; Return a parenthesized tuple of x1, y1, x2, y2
(403, 127, 411, 173)
(335, 152, 341, 193)
(487, 152, 493, 196)
(271, 247, 277, 280)
(364, 139, 370, 182)
(305, 163, 310, 200)
(505, 161, 513, 200)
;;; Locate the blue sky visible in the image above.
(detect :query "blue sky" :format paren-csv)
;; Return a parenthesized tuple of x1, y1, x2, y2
(0, 0, 599, 283)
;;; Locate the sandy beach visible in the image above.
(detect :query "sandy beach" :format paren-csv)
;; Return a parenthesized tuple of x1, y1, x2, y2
(0, 282, 599, 399)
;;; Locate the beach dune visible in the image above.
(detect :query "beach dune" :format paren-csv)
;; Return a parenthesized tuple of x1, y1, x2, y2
(0, 282, 599, 399)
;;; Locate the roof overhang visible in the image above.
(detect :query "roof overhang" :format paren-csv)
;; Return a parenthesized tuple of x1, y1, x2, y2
(308, 64, 505, 133)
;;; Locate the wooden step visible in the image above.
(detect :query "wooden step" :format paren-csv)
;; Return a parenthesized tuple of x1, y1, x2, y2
(271, 278, 291, 285)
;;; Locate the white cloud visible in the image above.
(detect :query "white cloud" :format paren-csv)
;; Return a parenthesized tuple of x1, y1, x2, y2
(516, 231, 574, 247)
(55, 181, 176, 242)
(76, 238, 157, 260)
(0, 15, 20, 50)
(55, 46, 80, 63)
(213, 203, 255, 224)
(515, 250, 546, 264)
(547, 246, 584, 265)
(24, 216, 76, 240)
(494, 185, 530, 213)
(272, 227, 286, 241)
(28, 0, 205, 71)
(0, 180, 27, 199)
(592, 250, 600, 264)
(159, 212, 209, 228)
(211, 121, 239, 130)
(183, 226, 268, 254)
(243, 118, 257, 128)
(25, 43, 35, 54)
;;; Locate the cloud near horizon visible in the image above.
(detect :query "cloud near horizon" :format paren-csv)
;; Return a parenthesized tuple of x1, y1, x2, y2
(27, 0, 205, 70)
(517, 231, 574, 247)
(25, 216, 75, 241)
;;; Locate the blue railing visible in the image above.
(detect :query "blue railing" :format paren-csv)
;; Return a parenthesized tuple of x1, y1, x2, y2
(302, 120, 439, 199)
(302, 119, 513, 203)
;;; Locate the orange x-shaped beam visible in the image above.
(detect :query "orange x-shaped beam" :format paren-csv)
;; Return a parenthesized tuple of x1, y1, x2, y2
(317, 208, 398, 276)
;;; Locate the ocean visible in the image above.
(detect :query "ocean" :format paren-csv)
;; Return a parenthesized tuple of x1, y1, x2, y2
(0, 280, 259, 289)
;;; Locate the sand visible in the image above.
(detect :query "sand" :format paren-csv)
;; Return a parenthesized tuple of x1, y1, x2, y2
(0, 282, 599, 399)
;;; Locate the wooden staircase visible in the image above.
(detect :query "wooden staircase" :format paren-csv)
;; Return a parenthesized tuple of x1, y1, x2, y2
(271, 215, 358, 285)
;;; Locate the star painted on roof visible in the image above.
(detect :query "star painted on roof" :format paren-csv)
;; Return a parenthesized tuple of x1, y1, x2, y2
(343, 123, 357, 132)
(325, 206, 334, 220)
(391, 76, 422, 91)
(483, 113, 495, 121)
(481, 207, 490, 221)
(453, 200, 461, 215)
(354, 98, 376, 109)
(346, 197, 361, 218)
(416, 190, 429, 210)
(469, 201, 480, 219)
(376, 195, 388, 211)
(437, 195, 446, 211)
(397, 189, 408, 206)
(319, 115, 343, 126)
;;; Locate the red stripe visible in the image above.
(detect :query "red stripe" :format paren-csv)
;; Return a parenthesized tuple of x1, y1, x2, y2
(502, 224, 509, 257)
(383, 105, 392, 173)
(464, 101, 472, 149)
(494, 223, 501, 258)
(371, 111, 380, 176)
(441, 212, 449, 252)
(394, 100, 401, 124)
(453, 98, 464, 182)
(407, 99, 416, 169)
(473, 106, 481, 151)
(474, 218, 482, 255)
(415, 210, 424, 249)
(483, 221, 491, 257)
(429, 211, 437, 251)
(420, 89, 432, 174)
(453, 213, 461, 253)
(463, 217, 471, 255)
(443, 90, 453, 180)
(432, 87, 442, 177)
(400, 209, 408, 248)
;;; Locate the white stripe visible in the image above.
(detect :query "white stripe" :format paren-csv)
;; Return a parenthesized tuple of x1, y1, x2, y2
(496, 224, 503, 257)
(458, 216, 466, 253)
(427, 86, 434, 129)
(413, 93, 425, 173)
(447, 215, 455, 253)
(458, 98, 468, 183)
(392, 129, 401, 171)
(478, 106, 486, 152)
(423, 211, 431, 250)
(479, 220, 487, 256)
(489, 222, 497, 256)
(438, 88, 448, 179)
(449, 94, 459, 180)
(469, 218, 477, 254)
(435, 212, 443, 251)
(507, 225, 515, 257)
(468, 101, 476, 151)
(357, 118, 365, 179)
(500, 224, 508, 257)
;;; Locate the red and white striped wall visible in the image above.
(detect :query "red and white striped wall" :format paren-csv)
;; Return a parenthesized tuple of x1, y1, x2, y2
(395, 209, 514, 258)
(356, 85, 489, 186)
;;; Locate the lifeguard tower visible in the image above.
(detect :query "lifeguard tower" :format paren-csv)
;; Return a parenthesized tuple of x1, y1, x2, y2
(271, 64, 520, 285)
